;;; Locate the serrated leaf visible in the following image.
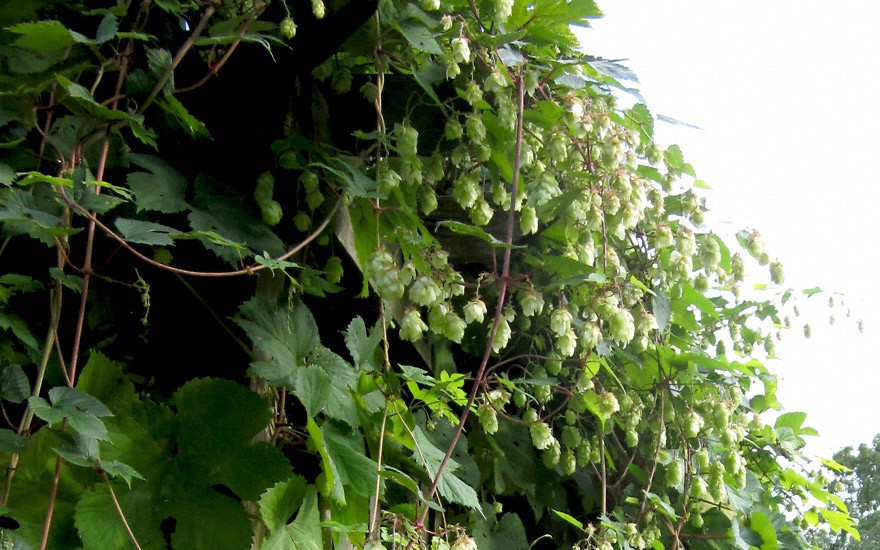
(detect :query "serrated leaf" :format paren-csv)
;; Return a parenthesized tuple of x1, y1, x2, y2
(285, 486, 322, 550)
(344, 316, 381, 371)
(8, 20, 73, 51)
(412, 426, 480, 512)
(1, 364, 30, 403)
(322, 422, 379, 503)
(49, 386, 113, 417)
(126, 154, 190, 213)
(114, 218, 182, 246)
(235, 297, 320, 387)
(146, 48, 173, 94)
(293, 365, 332, 419)
(100, 460, 144, 487)
(188, 177, 285, 263)
(259, 475, 308, 534)
(0, 429, 27, 453)
(309, 347, 359, 428)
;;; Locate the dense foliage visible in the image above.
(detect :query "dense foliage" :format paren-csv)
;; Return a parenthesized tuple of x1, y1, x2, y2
(810, 434, 880, 549)
(0, 0, 858, 548)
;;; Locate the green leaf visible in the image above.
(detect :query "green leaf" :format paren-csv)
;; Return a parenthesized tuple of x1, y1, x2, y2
(412, 425, 481, 512)
(126, 154, 190, 214)
(293, 365, 332, 419)
(235, 297, 321, 387)
(76, 351, 138, 414)
(474, 505, 529, 550)
(100, 460, 145, 488)
(56, 75, 140, 123)
(188, 177, 285, 262)
(285, 486, 323, 550)
(652, 288, 671, 332)
(0, 429, 27, 453)
(551, 509, 584, 529)
(748, 510, 779, 549)
(397, 22, 442, 55)
(259, 475, 308, 534)
(49, 386, 113, 417)
(69, 14, 118, 44)
(309, 347, 359, 428)
(156, 94, 211, 138)
(344, 316, 381, 371)
(170, 378, 291, 500)
(321, 422, 379, 503)
(114, 218, 182, 246)
(75, 484, 164, 550)
(8, 20, 74, 51)
(1, 364, 30, 403)
(436, 220, 520, 248)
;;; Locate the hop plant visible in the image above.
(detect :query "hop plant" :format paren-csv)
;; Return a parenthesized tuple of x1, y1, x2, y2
(311, 0, 325, 19)
(451, 36, 471, 63)
(367, 250, 405, 299)
(280, 17, 297, 39)
(409, 276, 442, 307)
(491, 317, 511, 353)
(493, 0, 513, 22)
(550, 307, 573, 337)
(519, 288, 544, 317)
(400, 308, 428, 342)
(530, 421, 554, 450)
(477, 403, 499, 434)
(463, 298, 487, 324)
(608, 307, 635, 345)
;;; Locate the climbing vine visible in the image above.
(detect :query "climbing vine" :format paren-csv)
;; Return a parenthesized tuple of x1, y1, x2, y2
(0, 1, 857, 549)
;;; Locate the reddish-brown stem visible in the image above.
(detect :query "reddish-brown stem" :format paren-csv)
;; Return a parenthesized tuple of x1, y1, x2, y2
(175, 2, 265, 94)
(61, 192, 343, 278)
(100, 463, 143, 550)
(39, 435, 64, 550)
(411, 70, 526, 539)
(138, 5, 216, 114)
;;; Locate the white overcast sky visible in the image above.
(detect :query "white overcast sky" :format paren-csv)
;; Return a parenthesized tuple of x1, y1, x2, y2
(581, 1, 880, 457)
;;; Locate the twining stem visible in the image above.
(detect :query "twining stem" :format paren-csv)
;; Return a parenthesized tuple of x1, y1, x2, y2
(100, 464, 143, 550)
(138, 5, 216, 114)
(62, 193, 344, 278)
(176, 2, 266, 94)
(411, 70, 526, 538)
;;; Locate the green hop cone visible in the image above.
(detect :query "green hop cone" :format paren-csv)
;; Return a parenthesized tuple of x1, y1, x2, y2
(311, 0, 325, 19)
(477, 403, 499, 434)
(254, 171, 274, 207)
(400, 308, 428, 342)
(491, 317, 511, 352)
(463, 298, 487, 324)
(280, 17, 297, 40)
(770, 260, 784, 284)
(529, 421, 553, 450)
(550, 307, 572, 337)
(261, 200, 283, 226)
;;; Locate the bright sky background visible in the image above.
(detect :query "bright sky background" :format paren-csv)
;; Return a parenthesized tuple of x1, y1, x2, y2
(580, 1, 880, 458)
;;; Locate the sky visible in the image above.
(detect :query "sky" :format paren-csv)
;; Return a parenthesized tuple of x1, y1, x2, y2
(580, 1, 880, 457)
